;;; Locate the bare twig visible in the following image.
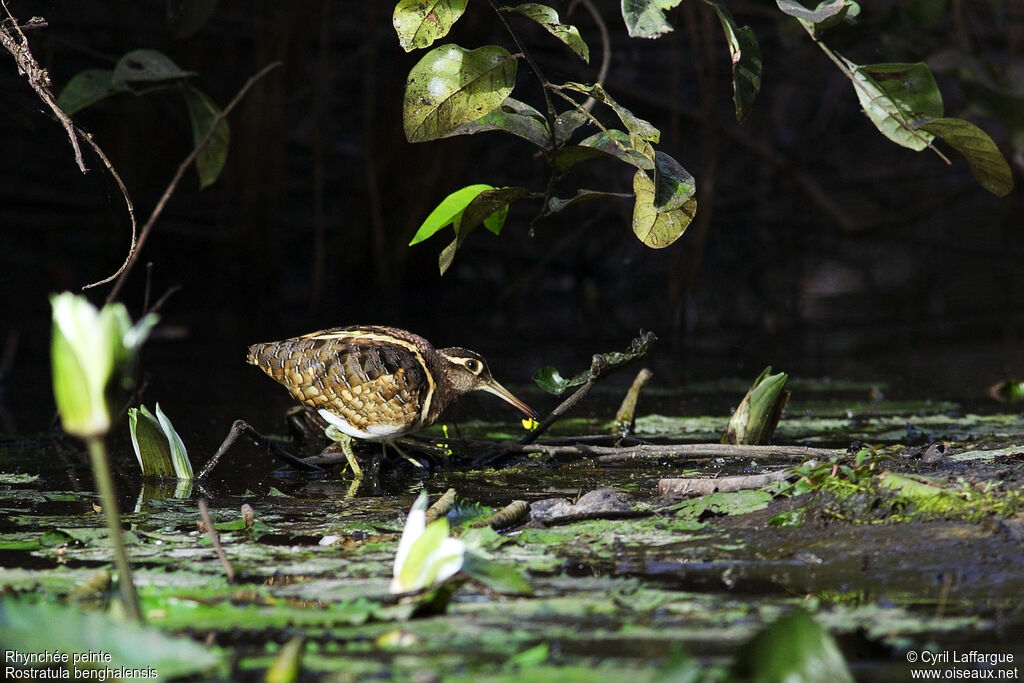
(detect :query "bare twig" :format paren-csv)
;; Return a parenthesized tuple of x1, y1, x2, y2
(0, 4, 84, 170)
(466, 439, 840, 463)
(199, 419, 323, 480)
(101, 61, 283, 299)
(197, 498, 235, 583)
(568, 0, 610, 112)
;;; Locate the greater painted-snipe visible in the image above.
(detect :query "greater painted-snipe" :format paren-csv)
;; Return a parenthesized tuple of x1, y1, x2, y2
(247, 326, 539, 453)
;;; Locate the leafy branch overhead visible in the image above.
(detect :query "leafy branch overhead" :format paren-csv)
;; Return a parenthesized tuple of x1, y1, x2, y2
(59, 49, 229, 189)
(393, 0, 1013, 275)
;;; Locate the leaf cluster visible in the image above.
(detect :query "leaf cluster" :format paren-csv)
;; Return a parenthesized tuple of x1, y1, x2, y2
(58, 49, 229, 189)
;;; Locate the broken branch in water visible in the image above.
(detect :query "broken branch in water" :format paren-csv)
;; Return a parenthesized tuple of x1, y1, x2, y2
(658, 469, 792, 499)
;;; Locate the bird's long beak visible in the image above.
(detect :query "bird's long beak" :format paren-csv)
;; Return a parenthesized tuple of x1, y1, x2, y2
(482, 380, 540, 421)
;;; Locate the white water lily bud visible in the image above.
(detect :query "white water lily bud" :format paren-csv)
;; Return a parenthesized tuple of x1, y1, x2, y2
(390, 490, 466, 594)
(50, 292, 158, 438)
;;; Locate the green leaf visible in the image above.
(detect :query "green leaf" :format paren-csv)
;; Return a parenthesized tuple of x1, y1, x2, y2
(0, 600, 221, 679)
(916, 118, 1015, 196)
(653, 151, 696, 211)
(507, 4, 589, 63)
(438, 187, 535, 275)
(721, 366, 790, 445)
(181, 84, 229, 189)
(167, 0, 220, 39)
(461, 553, 532, 594)
(57, 69, 129, 116)
(561, 82, 661, 142)
(707, 2, 762, 122)
(129, 405, 175, 478)
(631, 170, 695, 248)
(265, 636, 304, 683)
(554, 129, 656, 172)
(393, 0, 469, 52)
(846, 60, 942, 151)
(732, 611, 854, 682)
(404, 44, 517, 142)
(112, 49, 194, 84)
(776, 0, 860, 35)
(451, 97, 550, 147)
(533, 366, 573, 395)
(621, 0, 683, 39)
(410, 184, 496, 246)
(553, 109, 591, 145)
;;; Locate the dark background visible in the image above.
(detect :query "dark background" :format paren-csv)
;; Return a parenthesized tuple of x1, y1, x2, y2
(2, 0, 1023, 432)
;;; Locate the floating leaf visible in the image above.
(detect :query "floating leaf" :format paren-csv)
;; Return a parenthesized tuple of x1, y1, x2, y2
(732, 611, 854, 682)
(507, 4, 589, 62)
(0, 600, 220, 679)
(707, 2, 762, 122)
(631, 170, 695, 248)
(846, 60, 942, 151)
(181, 84, 229, 189)
(404, 44, 517, 142)
(653, 151, 696, 211)
(112, 49, 194, 84)
(393, 0, 469, 52)
(561, 82, 661, 142)
(461, 553, 532, 595)
(916, 117, 1014, 196)
(57, 69, 129, 116)
(451, 97, 550, 148)
(621, 0, 683, 39)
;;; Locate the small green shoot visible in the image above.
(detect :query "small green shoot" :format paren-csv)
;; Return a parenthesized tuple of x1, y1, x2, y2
(128, 403, 193, 480)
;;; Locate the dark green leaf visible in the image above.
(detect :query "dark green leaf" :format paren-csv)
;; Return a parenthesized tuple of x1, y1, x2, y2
(57, 69, 128, 116)
(653, 151, 696, 211)
(632, 170, 695, 248)
(621, 0, 683, 39)
(393, 0, 469, 52)
(707, 2, 762, 122)
(554, 129, 656, 172)
(129, 405, 175, 478)
(113, 49, 194, 84)
(561, 82, 661, 142)
(505, 642, 549, 668)
(0, 600, 221, 679)
(404, 44, 517, 142)
(916, 117, 1014, 196)
(845, 60, 941, 150)
(167, 0, 219, 39)
(532, 366, 580, 395)
(554, 109, 591, 145)
(451, 97, 550, 147)
(182, 84, 229, 189)
(507, 4, 589, 62)
(732, 611, 854, 682)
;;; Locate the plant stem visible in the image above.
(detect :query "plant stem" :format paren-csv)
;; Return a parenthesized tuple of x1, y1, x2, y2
(86, 436, 142, 621)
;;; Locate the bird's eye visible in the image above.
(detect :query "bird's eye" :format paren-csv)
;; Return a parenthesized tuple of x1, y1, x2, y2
(464, 359, 482, 374)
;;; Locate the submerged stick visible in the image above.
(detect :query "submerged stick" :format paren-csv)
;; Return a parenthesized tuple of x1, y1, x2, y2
(425, 488, 457, 526)
(197, 498, 235, 583)
(199, 419, 323, 480)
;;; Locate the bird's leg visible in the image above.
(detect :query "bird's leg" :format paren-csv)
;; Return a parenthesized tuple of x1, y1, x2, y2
(384, 439, 426, 469)
(323, 426, 364, 480)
